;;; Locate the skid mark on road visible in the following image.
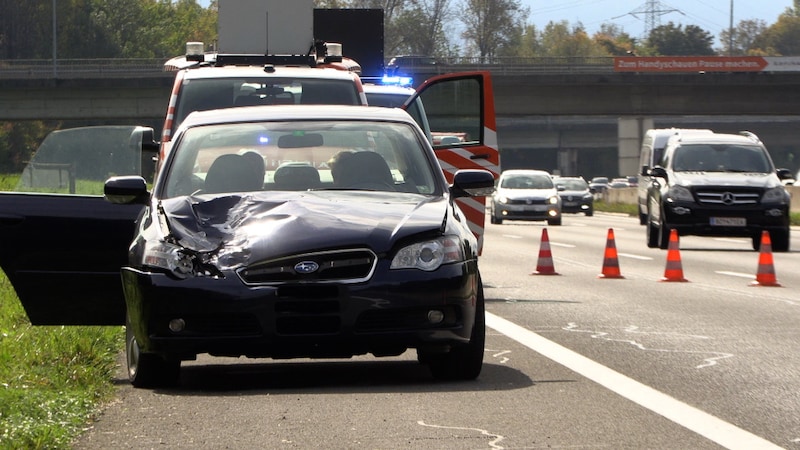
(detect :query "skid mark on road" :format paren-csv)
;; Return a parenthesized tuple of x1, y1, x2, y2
(417, 420, 505, 449)
(487, 313, 782, 450)
(486, 348, 511, 364)
(563, 323, 734, 369)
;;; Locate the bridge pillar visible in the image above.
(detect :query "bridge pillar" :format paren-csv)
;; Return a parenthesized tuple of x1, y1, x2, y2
(617, 117, 652, 178)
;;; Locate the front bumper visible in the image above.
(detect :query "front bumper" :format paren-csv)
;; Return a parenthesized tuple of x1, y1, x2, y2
(493, 202, 560, 221)
(560, 196, 592, 213)
(122, 261, 478, 360)
(663, 202, 789, 237)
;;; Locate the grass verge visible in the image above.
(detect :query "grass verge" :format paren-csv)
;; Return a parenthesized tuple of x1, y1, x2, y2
(0, 272, 122, 449)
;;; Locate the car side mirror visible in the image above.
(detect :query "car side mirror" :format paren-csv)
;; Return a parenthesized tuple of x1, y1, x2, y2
(640, 165, 649, 176)
(450, 169, 495, 198)
(650, 166, 668, 182)
(776, 168, 793, 180)
(105, 176, 149, 205)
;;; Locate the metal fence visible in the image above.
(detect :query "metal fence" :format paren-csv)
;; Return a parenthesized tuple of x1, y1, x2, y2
(0, 56, 616, 79)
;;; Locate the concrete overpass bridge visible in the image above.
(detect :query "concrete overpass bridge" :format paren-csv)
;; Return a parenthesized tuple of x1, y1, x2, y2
(2, 58, 799, 177)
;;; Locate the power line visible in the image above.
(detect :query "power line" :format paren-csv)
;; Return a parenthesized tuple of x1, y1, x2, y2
(612, 0, 685, 36)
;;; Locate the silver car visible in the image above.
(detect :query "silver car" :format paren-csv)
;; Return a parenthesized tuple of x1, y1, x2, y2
(490, 169, 562, 225)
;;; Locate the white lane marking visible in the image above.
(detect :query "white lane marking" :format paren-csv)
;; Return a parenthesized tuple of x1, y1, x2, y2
(486, 312, 782, 450)
(716, 271, 756, 279)
(550, 242, 576, 248)
(502, 234, 523, 239)
(417, 420, 505, 449)
(618, 252, 653, 260)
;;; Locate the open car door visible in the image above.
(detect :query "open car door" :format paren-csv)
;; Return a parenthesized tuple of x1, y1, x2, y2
(0, 126, 157, 325)
(403, 71, 500, 253)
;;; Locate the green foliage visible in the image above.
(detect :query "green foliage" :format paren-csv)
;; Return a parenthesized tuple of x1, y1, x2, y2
(646, 22, 715, 56)
(0, 272, 123, 449)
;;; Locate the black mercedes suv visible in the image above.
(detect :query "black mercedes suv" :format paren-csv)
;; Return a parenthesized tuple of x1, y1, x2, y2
(645, 130, 793, 251)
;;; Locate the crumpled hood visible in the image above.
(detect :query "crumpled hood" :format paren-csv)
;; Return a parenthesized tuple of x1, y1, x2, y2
(158, 191, 448, 268)
(671, 171, 782, 189)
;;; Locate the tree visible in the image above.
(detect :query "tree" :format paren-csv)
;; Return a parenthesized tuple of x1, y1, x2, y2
(459, 0, 529, 61)
(719, 19, 767, 56)
(388, 0, 453, 57)
(752, 12, 800, 56)
(646, 22, 715, 56)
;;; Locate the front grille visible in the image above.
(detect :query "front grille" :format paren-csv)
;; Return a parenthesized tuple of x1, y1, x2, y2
(696, 189, 760, 205)
(506, 198, 547, 205)
(238, 248, 376, 285)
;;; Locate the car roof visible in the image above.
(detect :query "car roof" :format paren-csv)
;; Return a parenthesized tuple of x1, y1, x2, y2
(500, 169, 551, 177)
(669, 132, 762, 147)
(180, 65, 360, 81)
(362, 84, 416, 95)
(180, 104, 418, 129)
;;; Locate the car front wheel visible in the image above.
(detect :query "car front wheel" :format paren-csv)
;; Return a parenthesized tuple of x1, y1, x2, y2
(420, 279, 485, 381)
(126, 316, 180, 388)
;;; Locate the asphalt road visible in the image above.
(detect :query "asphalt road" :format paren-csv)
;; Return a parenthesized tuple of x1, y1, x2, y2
(75, 213, 800, 449)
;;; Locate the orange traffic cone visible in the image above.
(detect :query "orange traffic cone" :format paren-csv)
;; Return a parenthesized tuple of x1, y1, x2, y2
(750, 230, 781, 287)
(531, 228, 559, 275)
(598, 228, 624, 279)
(660, 229, 688, 282)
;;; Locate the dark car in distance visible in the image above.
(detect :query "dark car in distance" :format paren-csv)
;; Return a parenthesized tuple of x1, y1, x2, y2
(554, 176, 593, 216)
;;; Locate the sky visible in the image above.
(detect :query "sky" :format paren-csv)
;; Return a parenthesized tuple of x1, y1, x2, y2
(199, 0, 793, 44)
(520, 0, 791, 42)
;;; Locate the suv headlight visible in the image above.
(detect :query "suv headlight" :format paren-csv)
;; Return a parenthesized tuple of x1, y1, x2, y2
(143, 241, 194, 278)
(762, 186, 789, 204)
(666, 185, 693, 202)
(390, 236, 464, 271)
(548, 195, 559, 205)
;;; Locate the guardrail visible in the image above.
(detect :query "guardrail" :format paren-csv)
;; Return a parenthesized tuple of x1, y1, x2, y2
(0, 59, 170, 78)
(0, 57, 616, 79)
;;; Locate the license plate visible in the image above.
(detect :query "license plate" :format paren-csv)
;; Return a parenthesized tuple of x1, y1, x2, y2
(710, 217, 746, 226)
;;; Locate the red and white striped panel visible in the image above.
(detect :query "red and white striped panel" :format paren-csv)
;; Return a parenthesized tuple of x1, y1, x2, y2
(435, 126, 500, 255)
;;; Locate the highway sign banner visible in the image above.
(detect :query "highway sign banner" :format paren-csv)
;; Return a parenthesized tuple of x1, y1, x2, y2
(614, 56, 800, 73)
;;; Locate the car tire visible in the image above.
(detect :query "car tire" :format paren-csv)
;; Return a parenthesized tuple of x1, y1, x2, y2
(490, 214, 502, 225)
(769, 228, 790, 252)
(658, 221, 671, 249)
(585, 207, 593, 217)
(547, 217, 562, 226)
(422, 279, 485, 381)
(638, 207, 647, 225)
(126, 317, 180, 389)
(646, 212, 659, 248)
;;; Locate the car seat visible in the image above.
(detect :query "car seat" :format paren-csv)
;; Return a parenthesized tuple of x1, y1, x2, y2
(204, 153, 265, 193)
(332, 151, 395, 190)
(273, 162, 321, 190)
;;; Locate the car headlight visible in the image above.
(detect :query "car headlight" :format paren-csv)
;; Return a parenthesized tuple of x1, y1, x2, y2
(390, 236, 464, 271)
(762, 186, 789, 204)
(666, 185, 693, 202)
(548, 195, 559, 205)
(495, 196, 508, 204)
(143, 241, 194, 278)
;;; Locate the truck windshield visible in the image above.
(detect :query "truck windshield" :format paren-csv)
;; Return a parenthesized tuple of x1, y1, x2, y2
(174, 78, 361, 130)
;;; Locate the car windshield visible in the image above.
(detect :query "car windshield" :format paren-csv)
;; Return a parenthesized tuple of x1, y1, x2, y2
(500, 174, 553, 189)
(558, 179, 588, 190)
(174, 78, 361, 130)
(162, 120, 437, 198)
(672, 144, 771, 173)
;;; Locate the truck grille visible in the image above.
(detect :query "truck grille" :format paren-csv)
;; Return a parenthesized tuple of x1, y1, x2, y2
(238, 249, 376, 285)
(695, 189, 760, 205)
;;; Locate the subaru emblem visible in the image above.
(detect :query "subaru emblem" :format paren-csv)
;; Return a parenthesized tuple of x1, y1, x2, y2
(294, 261, 320, 274)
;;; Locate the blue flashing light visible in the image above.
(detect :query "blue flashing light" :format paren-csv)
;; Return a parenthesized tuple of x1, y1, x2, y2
(258, 135, 270, 145)
(381, 75, 414, 87)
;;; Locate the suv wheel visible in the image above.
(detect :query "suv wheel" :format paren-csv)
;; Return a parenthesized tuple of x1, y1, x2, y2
(770, 229, 790, 252)
(646, 213, 659, 248)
